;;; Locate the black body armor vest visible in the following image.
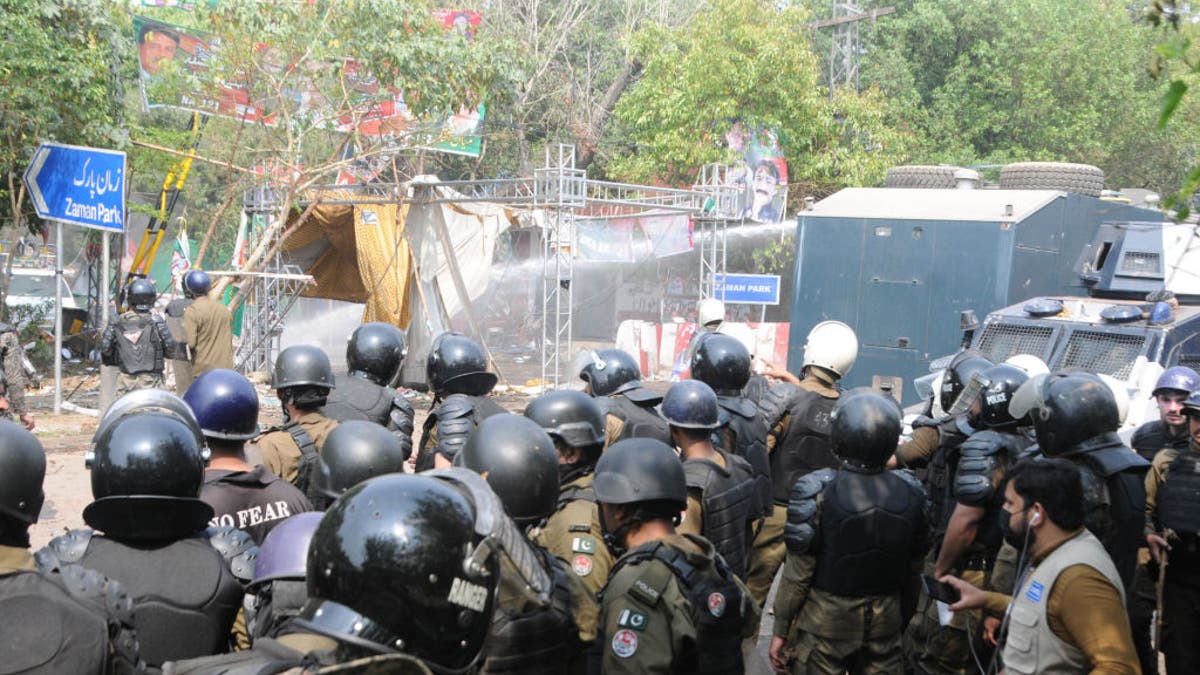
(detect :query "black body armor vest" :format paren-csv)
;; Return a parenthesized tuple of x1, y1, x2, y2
(770, 389, 837, 505)
(683, 451, 757, 579)
(716, 395, 771, 519)
(812, 470, 926, 598)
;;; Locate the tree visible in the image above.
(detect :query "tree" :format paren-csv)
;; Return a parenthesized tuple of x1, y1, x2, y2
(862, 0, 1196, 191)
(127, 0, 516, 302)
(0, 0, 125, 233)
(1147, 0, 1200, 217)
(604, 0, 908, 197)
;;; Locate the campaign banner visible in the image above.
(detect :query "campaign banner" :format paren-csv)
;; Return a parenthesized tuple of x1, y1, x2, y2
(134, 14, 487, 159)
(725, 123, 788, 223)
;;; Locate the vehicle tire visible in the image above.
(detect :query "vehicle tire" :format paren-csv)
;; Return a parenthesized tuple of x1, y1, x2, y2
(998, 162, 1104, 197)
(884, 165, 960, 189)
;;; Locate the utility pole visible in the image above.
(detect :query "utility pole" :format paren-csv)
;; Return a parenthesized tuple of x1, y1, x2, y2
(809, 3, 895, 92)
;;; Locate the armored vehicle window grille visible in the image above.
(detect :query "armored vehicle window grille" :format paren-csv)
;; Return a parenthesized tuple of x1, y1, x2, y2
(1180, 356, 1200, 373)
(975, 324, 1054, 364)
(1119, 251, 1161, 276)
(1056, 330, 1146, 379)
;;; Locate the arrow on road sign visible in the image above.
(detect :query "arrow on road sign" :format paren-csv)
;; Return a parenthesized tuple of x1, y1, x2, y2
(23, 142, 127, 232)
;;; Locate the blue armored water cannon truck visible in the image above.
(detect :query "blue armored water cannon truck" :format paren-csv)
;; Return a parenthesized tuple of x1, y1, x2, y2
(787, 163, 1200, 432)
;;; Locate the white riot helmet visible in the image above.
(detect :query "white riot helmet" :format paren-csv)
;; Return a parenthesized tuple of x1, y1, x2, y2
(1097, 373, 1131, 426)
(1004, 353, 1050, 377)
(802, 321, 858, 378)
(698, 298, 726, 329)
(717, 323, 757, 358)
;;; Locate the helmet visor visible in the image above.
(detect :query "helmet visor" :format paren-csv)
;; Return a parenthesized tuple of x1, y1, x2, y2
(1008, 373, 1050, 421)
(949, 371, 990, 416)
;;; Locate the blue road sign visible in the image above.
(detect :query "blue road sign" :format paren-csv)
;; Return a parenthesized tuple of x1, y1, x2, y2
(714, 273, 781, 305)
(23, 143, 126, 232)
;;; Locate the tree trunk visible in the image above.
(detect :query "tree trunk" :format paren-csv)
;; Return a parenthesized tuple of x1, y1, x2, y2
(576, 59, 642, 171)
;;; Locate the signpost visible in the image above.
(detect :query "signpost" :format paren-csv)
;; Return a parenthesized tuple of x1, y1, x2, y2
(713, 273, 781, 304)
(23, 142, 126, 414)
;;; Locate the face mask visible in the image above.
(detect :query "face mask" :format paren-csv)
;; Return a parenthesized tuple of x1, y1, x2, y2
(999, 506, 1030, 552)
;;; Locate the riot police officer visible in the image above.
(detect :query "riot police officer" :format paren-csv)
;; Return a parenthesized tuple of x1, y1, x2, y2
(593, 438, 759, 673)
(186, 369, 311, 544)
(102, 277, 176, 395)
(750, 320, 857, 607)
(309, 420, 407, 510)
(662, 379, 757, 580)
(579, 348, 671, 446)
(0, 318, 31, 430)
(322, 322, 415, 460)
(415, 331, 507, 471)
(38, 390, 256, 671)
(1143, 389, 1200, 672)
(1009, 370, 1149, 588)
(526, 389, 614, 596)
(910, 364, 1033, 675)
(893, 350, 992, 473)
(255, 344, 339, 496)
(0, 419, 144, 674)
(1128, 365, 1198, 674)
(180, 270, 234, 378)
(165, 472, 509, 674)
(456, 414, 598, 674)
(770, 391, 928, 675)
(243, 511, 323, 642)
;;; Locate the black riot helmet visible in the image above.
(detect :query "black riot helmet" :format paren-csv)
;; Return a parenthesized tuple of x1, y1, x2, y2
(85, 390, 213, 539)
(0, 420, 46, 525)
(830, 390, 902, 472)
(426, 331, 497, 397)
(1009, 371, 1119, 456)
(523, 389, 605, 451)
(579, 348, 642, 397)
(690, 332, 752, 395)
(593, 438, 687, 509)
(125, 277, 157, 312)
(311, 421, 407, 507)
(940, 350, 993, 414)
(661, 379, 722, 430)
(346, 322, 406, 387)
(954, 363, 1030, 429)
(456, 415, 559, 525)
(272, 344, 335, 391)
(297, 473, 499, 671)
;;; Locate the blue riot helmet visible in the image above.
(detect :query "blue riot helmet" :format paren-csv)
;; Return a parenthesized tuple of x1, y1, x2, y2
(661, 380, 722, 430)
(184, 369, 261, 441)
(1153, 366, 1200, 398)
(182, 269, 212, 298)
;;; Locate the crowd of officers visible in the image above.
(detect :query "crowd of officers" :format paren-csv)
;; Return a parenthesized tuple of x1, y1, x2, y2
(1, 282, 1198, 674)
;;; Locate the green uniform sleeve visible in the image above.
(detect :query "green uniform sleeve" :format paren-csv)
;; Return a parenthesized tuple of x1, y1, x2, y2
(1145, 449, 1173, 537)
(772, 553, 816, 638)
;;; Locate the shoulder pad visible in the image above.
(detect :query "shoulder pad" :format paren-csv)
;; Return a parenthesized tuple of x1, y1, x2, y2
(891, 468, 924, 493)
(437, 393, 476, 420)
(205, 525, 259, 582)
(56, 564, 138, 626)
(784, 469, 835, 555)
(392, 393, 415, 416)
(911, 414, 944, 430)
(622, 386, 663, 405)
(623, 557, 674, 608)
(954, 432, 1016, 506)
(37, 528, 95, 569)
(758, 382, 799, 428)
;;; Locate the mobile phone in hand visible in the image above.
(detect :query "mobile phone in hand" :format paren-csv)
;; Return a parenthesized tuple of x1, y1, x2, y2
(921, 575, 961, 604)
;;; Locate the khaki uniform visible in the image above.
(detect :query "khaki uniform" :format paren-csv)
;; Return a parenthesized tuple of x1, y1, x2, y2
(183, 295, 234, 377)
(0, 329, 27, 418)
(903, 560, 987, 675)
(746, 376, 839, 606)
(774, 552, 909, 674)
(597, 534, 760, 674)
(254, 412, 339, 484)
(117, 371, 164, 396)
(534, 472, 614, 598)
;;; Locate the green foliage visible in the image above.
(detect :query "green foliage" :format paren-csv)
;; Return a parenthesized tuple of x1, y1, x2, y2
(0, 0, 126, 230)
(1146, 0, 1200, 218)
(606, 0, 907, 196)
(864, 0, 1193, 191)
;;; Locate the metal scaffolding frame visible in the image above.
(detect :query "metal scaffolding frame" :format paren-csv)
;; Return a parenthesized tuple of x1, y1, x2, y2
(230, 184, 314, 374)
(284, 152, 743, 388)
